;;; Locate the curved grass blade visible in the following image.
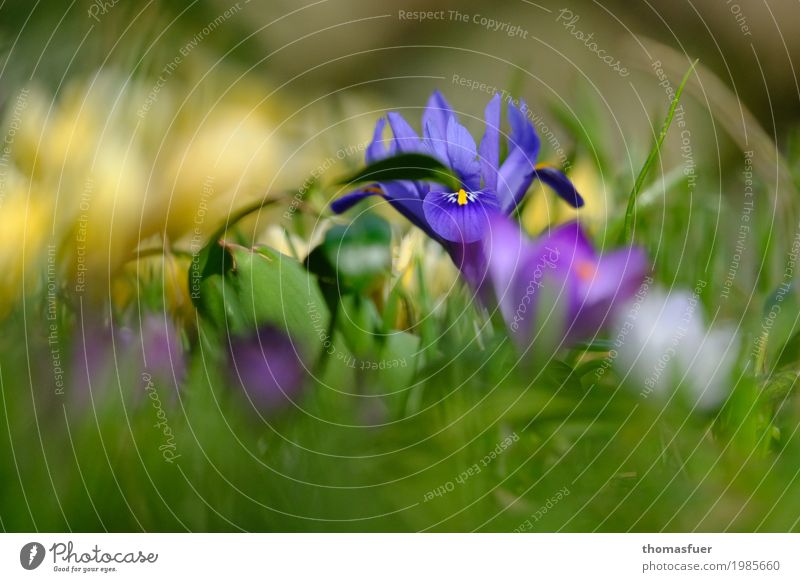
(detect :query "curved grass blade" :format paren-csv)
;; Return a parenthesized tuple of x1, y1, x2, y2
(621, 59, 698, 243)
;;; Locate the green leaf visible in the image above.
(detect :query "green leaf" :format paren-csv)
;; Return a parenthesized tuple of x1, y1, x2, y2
(237, 244, 331, 353)
(188, 196, 280, 314)
(322, 213, 392, 292)
(620, 59, 698, 243)
(195, 242, 331, 361)
(189, 240, 235, 321)
(335, 295, 381, 359)
(337, 153, 461, 192)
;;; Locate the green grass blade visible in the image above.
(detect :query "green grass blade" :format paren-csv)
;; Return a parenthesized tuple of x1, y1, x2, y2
(621, 59, 698, 243)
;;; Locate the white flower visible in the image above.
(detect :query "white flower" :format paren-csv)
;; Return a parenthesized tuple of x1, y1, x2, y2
(613, 288, 739, 410)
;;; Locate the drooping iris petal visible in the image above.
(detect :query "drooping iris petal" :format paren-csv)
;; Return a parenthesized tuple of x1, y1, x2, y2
(330, 188, 384, 214)
(422, 90, 455, 140)
(380, 181, 430, 233)
(71, 317, 120, 409)
(227, 326, 305, 413)
(330, 183, 431, 237)
(445, 116, 481, 191)
(423, 190, 499, 243)
(479, 93, 501, 192)
(534, 165, 585, 208)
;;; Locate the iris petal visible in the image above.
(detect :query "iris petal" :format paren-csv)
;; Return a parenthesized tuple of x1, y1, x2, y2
(479, 93, 501, 192)
(331, 183, 431, 237)
(423, 190, 499, 243)
(381, 181, 430, 233)
(446, 116, 481, 191)
(422, 90, 455, 140)
(330, 188, 384, 214)
(366, 117, 392, 164)
(496, 100, 541, 212)
(387, 111, 422, 153)
(534, 166, 585, 208)
(423, 120, 449, 164)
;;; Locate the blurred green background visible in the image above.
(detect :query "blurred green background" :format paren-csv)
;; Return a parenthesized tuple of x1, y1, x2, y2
(2, 0, 800, 532)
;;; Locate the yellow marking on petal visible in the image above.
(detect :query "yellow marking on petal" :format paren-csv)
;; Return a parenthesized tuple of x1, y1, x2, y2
(575, 260, 596, 281)
(457, 188, 468, 206)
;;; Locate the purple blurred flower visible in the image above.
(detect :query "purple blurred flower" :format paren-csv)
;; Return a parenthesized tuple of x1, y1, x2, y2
(331, 91, 583, 248)
(483, 215, 648, 349)
(136, 313, 186, 389)
(70, 316, 137, 408)
(227, 326, 306, 413)
(71, 313, 186, 410)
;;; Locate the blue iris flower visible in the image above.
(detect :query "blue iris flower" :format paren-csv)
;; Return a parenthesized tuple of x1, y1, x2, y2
(331, 91, 584, 247)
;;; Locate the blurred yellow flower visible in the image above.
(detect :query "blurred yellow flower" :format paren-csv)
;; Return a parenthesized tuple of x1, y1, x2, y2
(1, 66, 306, 311)
(0, 171, 51, 315)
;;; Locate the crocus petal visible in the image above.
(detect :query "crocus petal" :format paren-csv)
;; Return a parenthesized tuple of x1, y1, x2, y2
(422, 90, 455, 141)
(330, 188, 384, 214)
(496, 100, 541, 212)
(534, 166, 585, 208)
(568, 246, 649, 340)
(446, 116, 481, 191)
(423, 190, 499, 243)
(387, 111, 422, 153)
(481, 217, 648, 351)
(544, 221, 596, 266)
(512, 247, 574, 348)
(479, 93, 501, 192)
(583, 247, 649, 306)
(483, 213, 530, 319)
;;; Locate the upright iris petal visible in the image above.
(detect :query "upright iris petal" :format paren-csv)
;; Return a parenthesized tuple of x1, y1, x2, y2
(445, 116, 481, 191)
(479, 94, 501, 192)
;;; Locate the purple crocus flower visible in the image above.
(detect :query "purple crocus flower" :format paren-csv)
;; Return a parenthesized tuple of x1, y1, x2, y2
(482, 214, 648, 349)
(227, 326, 306, 413)
(331, 91, 583, 249)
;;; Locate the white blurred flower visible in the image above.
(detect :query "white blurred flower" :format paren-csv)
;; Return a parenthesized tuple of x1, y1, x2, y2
(613, 288, 739, 411)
